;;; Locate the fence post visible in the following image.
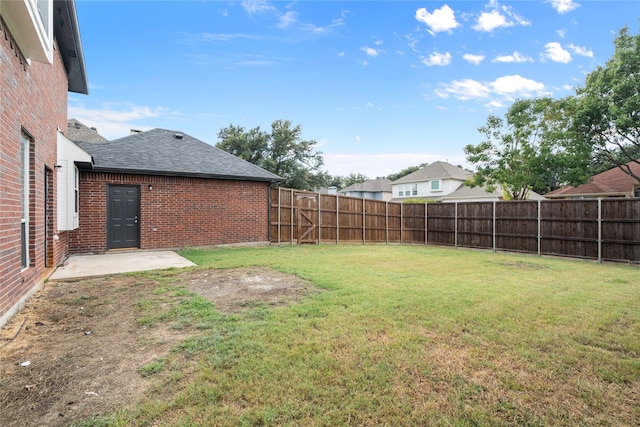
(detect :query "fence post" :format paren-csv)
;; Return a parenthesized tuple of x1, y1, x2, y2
(290, 188, 294, 245)
(454, 202, 458, 248)
(400, 203, 404, 244)
(492, 201, 496, 252)
(537, 199, 541, 257)
(385, 201, 389, 245)
(318, 191, 322, 245)
(425, 203, 428, 246)
(362, 198, 366, 245)
(336, 194, 340, 245)
(598, 198, 602, 264)
(277, 187, 281, 244)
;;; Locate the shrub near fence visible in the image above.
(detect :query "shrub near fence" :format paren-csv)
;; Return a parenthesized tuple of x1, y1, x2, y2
(269, 187, 640, 264)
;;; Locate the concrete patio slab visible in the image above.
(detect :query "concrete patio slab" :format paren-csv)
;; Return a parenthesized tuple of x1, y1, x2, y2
(50, 251, 197, 280)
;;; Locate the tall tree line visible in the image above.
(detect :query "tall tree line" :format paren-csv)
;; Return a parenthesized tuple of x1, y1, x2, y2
(464, 25, 639, 199)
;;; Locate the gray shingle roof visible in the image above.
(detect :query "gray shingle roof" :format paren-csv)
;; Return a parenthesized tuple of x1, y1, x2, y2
(443, 184, 545, 201)
(340, 177, 392, 193)
(75, 128, 282, 182)
(67, 119, 109, 143)
(443, 184, 504, 200)
(392, 161, 472, 184)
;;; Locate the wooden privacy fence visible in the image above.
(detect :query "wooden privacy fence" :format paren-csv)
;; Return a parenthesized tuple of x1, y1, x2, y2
(270, 187, 640, 264)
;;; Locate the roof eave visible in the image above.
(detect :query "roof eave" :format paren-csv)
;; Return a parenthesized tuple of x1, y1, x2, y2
(54, 1, 88, 94)
(80, 166, 282, 183)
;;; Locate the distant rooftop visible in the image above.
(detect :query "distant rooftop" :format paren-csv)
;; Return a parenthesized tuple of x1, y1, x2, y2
(67, 119, 108, 143)
(392, 161, 472, 184)
(340, 177, 392, 193)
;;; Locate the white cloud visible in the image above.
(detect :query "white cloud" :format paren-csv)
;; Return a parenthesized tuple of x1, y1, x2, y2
(355, 135, 361, 142)
(337, 51, 345, 58)
(405, 33, 420, 53)
(435, 74, 545, 102)
(361, 46, 382, 57)
(543, 42, 572, 63)
(301, 17, 345, 35)
(463, 53, 485, 65)
(422, 51, 452, 66)
(415, 5, 460, 34)
(436, 79, 492, 100)
(242, 0, 276, 14)
(474, 10, 510, 32)
(68, 101, 180, 140)
(278, 11, 297, 28)
(490, 75, 545, 96)
(568, 43, 594, 58)
(492, 51, 534, 63)
(501, 4, 530, 26)
(557, 29, 566, 38)
(549, 0, 580, 14)
(473, 1, 530, 32)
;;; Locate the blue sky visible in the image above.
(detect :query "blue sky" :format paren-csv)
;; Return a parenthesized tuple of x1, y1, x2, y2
(70, 0, 639, 178)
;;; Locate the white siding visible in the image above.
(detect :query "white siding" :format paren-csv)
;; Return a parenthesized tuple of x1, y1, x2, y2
(56, 132, 91, 231)
(393, 179, 465, 199)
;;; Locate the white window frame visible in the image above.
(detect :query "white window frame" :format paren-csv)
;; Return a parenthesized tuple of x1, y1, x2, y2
(74, 166, 80, 214)
(431, 180, 442, 192)
(20, 130, 31, 269)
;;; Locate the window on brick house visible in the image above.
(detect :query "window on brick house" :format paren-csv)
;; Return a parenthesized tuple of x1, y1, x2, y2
(74, 166, 79, 214)
(20, 130, 32, 269)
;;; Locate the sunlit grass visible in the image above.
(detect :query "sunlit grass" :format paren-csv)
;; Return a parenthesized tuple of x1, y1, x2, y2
(78, 245, 640, 426)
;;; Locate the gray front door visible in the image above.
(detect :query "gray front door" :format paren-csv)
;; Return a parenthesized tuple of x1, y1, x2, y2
(107, 185, 139, 249)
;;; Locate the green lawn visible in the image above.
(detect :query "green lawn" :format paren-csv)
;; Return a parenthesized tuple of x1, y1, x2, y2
(83, 245, 640, 426)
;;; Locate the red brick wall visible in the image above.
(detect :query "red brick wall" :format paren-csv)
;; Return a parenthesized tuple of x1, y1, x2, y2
(0, 17, 69, 324)
(69, 173, 272, 254)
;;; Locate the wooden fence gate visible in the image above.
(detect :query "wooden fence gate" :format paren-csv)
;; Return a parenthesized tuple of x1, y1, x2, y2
(296, 194, 318, 244)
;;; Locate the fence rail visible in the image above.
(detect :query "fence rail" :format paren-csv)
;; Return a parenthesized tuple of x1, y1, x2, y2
(269, 187, 640, 264)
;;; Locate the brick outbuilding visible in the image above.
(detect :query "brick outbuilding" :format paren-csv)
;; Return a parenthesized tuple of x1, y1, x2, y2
(69, 128, 282, 254)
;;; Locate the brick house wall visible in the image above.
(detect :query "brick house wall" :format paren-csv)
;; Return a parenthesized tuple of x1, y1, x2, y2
(0, 17, 69, 324)
(68, 172, 272, 254)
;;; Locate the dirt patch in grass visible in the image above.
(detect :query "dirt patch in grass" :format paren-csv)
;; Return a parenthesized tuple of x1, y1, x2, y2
(0, 267, 313, 427)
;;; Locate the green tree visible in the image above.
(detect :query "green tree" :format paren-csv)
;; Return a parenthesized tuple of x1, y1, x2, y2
(575, 25, 640, 181)
(342, 173, 369, 188)
(217, 120, 324, 190)
(465, 97, 590, 199)
(588, 144, 640, 176)
(386, 164, 427, 182)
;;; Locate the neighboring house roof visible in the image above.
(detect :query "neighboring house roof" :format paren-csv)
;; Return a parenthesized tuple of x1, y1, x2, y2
(53, 1, 88, 94)
(75, 128, 282, 182)
(545, 159, 640, 198)
(443, 184, 504, 201)
(442, 185, 545, 202)
(67, 119, 109, 143)
(392, 161, 472, 184)
(340, 177, 392, 194)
